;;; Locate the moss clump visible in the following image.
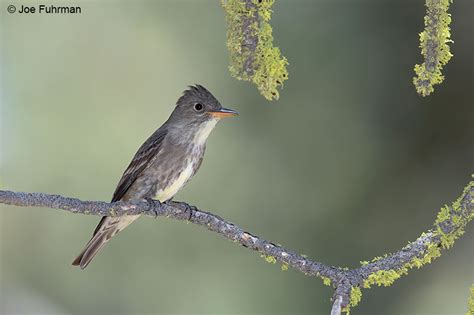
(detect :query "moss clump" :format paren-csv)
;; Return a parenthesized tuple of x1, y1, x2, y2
(280, 263, 289, 271)
(413, 0, 453, 96)
(222, 0, 288, 100)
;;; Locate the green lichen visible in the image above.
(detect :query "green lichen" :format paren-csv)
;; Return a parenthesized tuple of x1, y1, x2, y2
(280, 263, 289, 271)
(363, 270, 401, 288)
(467, 284, 474, 315)
(350, 286, 362, 307)
(369, 254, 389, 263)
(341, 287, 363, 314)
(413, 0, 453, 96)
(321, 276, 331, 286)
(222, 0, 288, 100)
(434, 181, 474, 249)
(362, 181, 472, 292)
(261, 254, 277, 264)
(436, 205, 451, 223)
(253, 181, 471, 313)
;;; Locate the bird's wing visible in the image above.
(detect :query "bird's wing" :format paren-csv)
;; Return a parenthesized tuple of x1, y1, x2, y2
(73, 127, 169, 268)
(111, 127, 168, 203)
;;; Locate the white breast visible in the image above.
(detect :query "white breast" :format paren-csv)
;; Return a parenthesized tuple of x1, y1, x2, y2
(154, 162, 194, 202)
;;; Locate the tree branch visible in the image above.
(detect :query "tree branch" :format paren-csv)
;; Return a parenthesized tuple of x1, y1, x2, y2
(1, 179, 472, 313)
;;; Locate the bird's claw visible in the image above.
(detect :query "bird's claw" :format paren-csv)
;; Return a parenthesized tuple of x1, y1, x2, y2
(184, 202, 195, 220)
(145, 197, 161, 218)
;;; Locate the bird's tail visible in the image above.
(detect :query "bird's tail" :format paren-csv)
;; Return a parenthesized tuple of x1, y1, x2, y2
(72, 232, 108, 269)
(72, 215, 139, 269)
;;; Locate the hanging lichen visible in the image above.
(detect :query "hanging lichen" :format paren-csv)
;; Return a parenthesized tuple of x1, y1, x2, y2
(222, 0, 288, 100)
(413, 0, 453, 96)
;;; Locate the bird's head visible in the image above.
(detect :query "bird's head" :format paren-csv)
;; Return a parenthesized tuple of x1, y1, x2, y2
(168, 85, 238, 144)
(171, 85, 238, 125)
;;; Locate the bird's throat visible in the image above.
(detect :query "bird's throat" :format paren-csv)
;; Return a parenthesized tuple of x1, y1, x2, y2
(193, 118, 218, 145)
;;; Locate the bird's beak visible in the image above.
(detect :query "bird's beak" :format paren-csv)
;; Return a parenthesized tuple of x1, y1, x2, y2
(209, 107, 239, 119)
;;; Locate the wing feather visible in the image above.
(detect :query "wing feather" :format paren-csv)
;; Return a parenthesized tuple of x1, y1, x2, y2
(111, 127, 168, 202)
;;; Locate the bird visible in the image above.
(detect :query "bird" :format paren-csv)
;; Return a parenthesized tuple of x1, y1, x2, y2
(72, 85, 238, 269)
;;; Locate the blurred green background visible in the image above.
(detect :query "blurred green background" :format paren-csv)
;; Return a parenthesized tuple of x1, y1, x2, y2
(1, 1, 473, 314)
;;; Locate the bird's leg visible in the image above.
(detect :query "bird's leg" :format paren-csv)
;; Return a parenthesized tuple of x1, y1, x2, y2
(145, 197, 161, 218)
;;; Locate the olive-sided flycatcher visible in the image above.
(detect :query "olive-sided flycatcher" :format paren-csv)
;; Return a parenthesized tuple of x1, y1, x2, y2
(72, 85, 238, 269)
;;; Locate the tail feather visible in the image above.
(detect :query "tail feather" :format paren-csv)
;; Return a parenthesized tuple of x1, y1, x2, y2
(72, 232, 109, 269)
(72, 215, 139, 269)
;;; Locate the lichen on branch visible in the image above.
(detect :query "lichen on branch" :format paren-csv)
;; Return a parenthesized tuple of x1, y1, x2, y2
(222, 0, 288, 100)
(341, 179, 474, 313)
(413, 0, 453, 97)
(0, 179, 472, 314)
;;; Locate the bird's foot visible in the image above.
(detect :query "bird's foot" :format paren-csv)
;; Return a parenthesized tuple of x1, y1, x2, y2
(183, 202, 196, 221)
(145, 197, 161, 218)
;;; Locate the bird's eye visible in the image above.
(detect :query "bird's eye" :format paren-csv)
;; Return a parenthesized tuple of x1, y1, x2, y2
(194, 103, 203, 111)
